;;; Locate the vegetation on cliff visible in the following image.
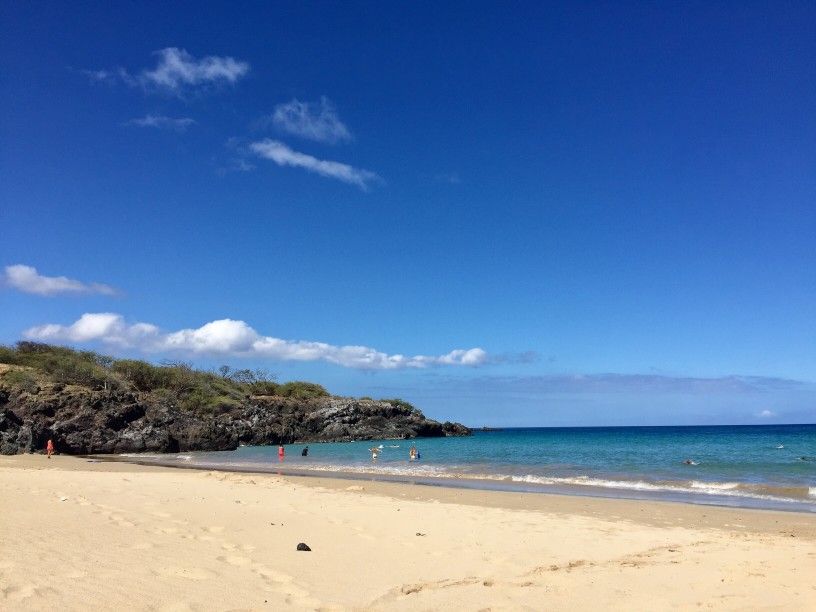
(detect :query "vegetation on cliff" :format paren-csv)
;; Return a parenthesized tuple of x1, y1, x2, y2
(0, 342, 470, 455)
(0, 342, 331, 413)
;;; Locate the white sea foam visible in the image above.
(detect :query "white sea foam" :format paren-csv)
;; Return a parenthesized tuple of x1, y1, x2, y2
(690, 481, 740, 491)
(113, 453, 815, 507)
(502, 474, 810, 504)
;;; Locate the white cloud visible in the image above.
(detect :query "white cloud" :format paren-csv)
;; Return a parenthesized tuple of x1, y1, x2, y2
(271, 97, 351, 144)
(24, 313, 488, 370)
(125, 115, 196, 131)
(757, 409, 776, 418)
(250, 139, 380, 190)
(140, 48, 249, 92)
(86, 48, 249, 94)
(4, 265, 117, 297)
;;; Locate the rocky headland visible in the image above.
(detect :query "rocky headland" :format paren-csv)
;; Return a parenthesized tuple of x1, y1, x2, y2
(0, 344, 470, 455)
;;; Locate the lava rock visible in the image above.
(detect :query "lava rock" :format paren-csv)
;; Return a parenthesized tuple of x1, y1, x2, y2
(0, 383, 470, 455)
(296, 543, 311, 551)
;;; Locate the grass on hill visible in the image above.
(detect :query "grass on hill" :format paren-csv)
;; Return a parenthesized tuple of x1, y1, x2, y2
(0, 342, 330, 414)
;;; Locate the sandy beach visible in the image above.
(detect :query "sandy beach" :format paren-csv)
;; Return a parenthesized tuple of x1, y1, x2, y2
(1, 455, 814, 611)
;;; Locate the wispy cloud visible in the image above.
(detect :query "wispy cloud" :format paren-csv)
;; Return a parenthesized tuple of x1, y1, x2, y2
(124, 115, 196, 131)
(250, 139, 380, 190)
(140, 48, 249, 92)
(4, 265, 117, 297)
(85, 48, 249, 94)
(23, 313, 488, 370)
(217, 158, 256, 176)
(756, 409, 776, 418)
(463, 373, 805, 395)
(271, 97, 351, 144)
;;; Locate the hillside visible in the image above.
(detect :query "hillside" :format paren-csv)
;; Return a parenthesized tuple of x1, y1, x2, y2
(0, 343, 470, 455)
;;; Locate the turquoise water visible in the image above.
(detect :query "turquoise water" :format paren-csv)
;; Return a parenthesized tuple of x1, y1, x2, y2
(122, 425, 816, 512)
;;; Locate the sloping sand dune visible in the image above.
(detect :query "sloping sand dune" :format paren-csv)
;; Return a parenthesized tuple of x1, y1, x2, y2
(1, 455, 814, 610)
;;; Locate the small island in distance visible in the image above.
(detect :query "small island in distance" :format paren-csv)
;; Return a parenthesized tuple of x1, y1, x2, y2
(0, 342, 470, 456)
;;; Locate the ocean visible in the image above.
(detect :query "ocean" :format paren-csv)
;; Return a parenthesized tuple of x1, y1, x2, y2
(120, 424, 816, 512)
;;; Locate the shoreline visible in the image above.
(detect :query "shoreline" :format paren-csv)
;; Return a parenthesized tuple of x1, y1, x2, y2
(12, 453, 816, 533)
(3, 455, 815, 610)
(92, 452, 816, 515)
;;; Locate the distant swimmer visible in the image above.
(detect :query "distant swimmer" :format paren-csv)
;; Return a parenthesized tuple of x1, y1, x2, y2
(301, 446, 309, 457)
(682, 459, 698, 466)
(370, 447, 380, 460)
(409, 446, 417, 461)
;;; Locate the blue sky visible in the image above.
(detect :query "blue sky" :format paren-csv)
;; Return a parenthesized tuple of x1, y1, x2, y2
(1, 1, 814, 426)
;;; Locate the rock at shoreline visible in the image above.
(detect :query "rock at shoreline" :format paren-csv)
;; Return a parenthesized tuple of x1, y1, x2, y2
(0, 386, 471, 455)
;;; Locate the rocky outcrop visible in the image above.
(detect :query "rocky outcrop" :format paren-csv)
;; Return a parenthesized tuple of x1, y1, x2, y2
(0, 385, 471, 455)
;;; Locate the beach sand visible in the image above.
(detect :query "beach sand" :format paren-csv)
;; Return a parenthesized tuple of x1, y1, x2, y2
(1, 455, 814, 611)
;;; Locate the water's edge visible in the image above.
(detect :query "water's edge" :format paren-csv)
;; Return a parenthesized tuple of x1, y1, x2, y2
(89, 453, 816, 514)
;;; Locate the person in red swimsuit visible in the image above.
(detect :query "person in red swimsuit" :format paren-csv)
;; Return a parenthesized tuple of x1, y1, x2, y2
(46, 439, 54, 459)
(278, 444, 285, 461)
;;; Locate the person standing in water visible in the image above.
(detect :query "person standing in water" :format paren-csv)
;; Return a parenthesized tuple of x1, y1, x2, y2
(46, 439, 54, 459)
(409, 446, 417, 461)
(301, 446, 309, 457)
(278, 444, 285, 461)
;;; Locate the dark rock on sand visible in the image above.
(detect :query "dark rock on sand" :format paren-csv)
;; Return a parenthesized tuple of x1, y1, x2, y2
(296, 543, 311, 551)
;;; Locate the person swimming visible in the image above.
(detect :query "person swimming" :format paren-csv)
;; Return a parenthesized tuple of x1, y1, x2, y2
(301, 446, 309, 457)
(682, 458, 698, 466)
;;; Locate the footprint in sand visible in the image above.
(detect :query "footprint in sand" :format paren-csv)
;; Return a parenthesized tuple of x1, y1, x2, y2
(3, 584, 60, 601)
(133, 542, 153, 550)
(252, 564, 294, 584)
(217, 555, 252, 567)
(204, 525, 225, 534)
(154, 527, 179, 535)
(159, 567, 218, 581)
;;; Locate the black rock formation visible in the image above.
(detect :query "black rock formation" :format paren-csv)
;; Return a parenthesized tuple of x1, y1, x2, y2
(0, 384, 471, 455)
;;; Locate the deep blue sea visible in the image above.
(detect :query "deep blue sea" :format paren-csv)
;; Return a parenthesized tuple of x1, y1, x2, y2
(122, 425, 816, 512)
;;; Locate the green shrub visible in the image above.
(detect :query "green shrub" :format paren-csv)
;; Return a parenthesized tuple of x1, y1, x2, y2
(2, 368, 40, 393)
(276, 381, 329, 399)
(248, 380, 280, 395)
(380, 398, 416, 411)
(112, 359, 168, 391)
(0, 345, 19, 365)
